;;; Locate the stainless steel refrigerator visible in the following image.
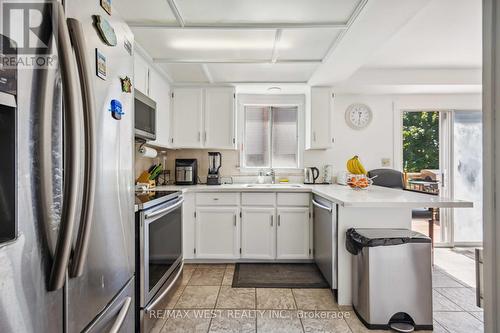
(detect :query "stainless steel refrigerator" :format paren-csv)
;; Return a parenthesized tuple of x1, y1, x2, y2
(0, 0, 135, 332)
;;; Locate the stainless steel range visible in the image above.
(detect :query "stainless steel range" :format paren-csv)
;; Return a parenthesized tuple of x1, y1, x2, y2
(135, 190, 184, 332)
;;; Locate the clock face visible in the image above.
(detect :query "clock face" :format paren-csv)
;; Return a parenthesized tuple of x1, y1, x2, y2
(345, 104, 372, 129)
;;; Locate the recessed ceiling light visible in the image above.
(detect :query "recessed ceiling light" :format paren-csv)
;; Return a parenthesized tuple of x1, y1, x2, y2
(267, 87, 282, 92)
(170, 39, 290, 50)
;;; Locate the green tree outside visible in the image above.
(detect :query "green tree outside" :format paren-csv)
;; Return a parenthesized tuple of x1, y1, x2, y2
(403, 111, 440, 172)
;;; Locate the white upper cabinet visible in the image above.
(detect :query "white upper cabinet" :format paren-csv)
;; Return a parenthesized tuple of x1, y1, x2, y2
(149, 68, 170, 148)
(307, 87, 333, 150)
(170, 86, 236, 149)
(204, 87, 236, 149)
(134, 50, 171, 147)
(171, 88, 204, 148)
(134, 54, 149, 95)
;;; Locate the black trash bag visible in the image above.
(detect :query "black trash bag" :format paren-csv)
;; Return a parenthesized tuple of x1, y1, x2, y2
(345, 228, 430, 255)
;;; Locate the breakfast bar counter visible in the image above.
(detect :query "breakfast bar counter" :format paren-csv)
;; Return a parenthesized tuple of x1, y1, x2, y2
(154, 183, 472, 209)
(151, 183, 472, 305)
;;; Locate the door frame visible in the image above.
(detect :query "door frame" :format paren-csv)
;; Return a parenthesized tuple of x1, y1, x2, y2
(483, 0, 500, 329)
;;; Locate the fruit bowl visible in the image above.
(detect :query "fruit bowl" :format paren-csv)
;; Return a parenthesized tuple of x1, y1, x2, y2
(347, 174, 373, 190)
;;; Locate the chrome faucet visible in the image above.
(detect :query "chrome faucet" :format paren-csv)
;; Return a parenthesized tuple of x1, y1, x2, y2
(265, 169, 276, 184)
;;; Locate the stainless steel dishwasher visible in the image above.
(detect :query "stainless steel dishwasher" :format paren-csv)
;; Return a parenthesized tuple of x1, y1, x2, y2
(312, 195, 337, 289)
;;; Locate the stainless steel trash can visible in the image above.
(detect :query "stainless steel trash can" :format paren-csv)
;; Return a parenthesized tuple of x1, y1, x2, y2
(346, 228, 433, 332)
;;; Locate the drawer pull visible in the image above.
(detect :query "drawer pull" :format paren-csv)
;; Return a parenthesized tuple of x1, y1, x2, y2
(213, 198, 219, 200)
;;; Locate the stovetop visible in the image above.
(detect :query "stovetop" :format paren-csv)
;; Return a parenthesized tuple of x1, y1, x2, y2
(135, 190, 182, 210)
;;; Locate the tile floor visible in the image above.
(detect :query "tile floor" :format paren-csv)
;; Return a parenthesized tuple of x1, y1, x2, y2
(434, 248, 476, 288)
(148, 264, 483, 333)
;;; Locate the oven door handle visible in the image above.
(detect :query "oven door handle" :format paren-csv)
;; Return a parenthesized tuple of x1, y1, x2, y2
(144, 198, 184, 220)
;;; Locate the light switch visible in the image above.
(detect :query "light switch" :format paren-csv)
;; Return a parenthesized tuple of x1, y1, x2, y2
(381, 158, 391, 167)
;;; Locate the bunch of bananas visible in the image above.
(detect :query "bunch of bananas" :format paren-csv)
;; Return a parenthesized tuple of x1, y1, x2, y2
(346, 156, 367, 175)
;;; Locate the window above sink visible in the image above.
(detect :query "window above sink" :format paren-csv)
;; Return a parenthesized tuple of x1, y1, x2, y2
(238, 94, 305, 172)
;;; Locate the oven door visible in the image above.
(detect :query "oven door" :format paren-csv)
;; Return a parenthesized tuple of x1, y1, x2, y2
(141, 196, 183, 306)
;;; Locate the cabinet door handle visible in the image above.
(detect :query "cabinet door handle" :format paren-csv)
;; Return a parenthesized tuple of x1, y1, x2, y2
(313, 132, 316, 142)
(270, 215, 273, 227)
(204, 131, 207, 143)
(198, 131, 201, 142)
(278, 215, 281, 226)
(234, 214, 237, 226)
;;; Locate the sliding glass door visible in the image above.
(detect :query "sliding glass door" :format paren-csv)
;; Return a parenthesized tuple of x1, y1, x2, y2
(451, 111, 483, 245)
(402, 110, 483, 247)
(402, 111, 448, 244)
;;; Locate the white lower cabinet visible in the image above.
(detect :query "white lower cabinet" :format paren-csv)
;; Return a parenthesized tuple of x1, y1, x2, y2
(188, 192, 311, 261)
(195, 207, 239, 259)
(241, 207, 275, 259)
(277, 207, 311, 259)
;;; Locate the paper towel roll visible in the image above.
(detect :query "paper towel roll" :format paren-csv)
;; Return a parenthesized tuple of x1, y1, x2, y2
(139, 146, 158, 158)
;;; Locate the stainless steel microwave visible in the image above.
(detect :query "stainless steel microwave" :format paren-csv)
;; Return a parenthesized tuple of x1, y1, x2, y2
(135, 90, 157, 141)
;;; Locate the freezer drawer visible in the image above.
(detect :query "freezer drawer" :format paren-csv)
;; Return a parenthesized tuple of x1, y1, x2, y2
(82, 277, 135, 333)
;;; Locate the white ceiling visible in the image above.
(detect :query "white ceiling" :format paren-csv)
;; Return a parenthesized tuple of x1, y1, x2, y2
(364, 0, 482, 69)
(172, 0, 361, 25)
(114, 0, 482, 86)
(206, 63, 319, 83)
(133, 29, 277, 60)
(114, 0, 363, 83)
(158, 63, 209, 83)
(113, 0, 177, 25)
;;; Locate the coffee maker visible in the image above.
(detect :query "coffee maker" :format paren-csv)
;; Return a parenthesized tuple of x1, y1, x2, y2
(207, 152, 222, 185)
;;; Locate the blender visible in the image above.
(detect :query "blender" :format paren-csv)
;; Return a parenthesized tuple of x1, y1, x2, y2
(207, 152, 222, 185)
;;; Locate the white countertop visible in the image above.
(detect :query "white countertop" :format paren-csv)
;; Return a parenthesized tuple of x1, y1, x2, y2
(151, 183, 472, 208)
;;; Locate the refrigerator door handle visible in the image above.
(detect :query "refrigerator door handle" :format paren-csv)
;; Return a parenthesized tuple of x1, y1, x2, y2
(67, 18, 97, 279)
(47, 2, 82, 291)
(108, 297, 132, 333)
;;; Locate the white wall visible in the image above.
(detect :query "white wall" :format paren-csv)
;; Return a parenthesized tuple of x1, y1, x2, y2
(304, 93, 482, 175)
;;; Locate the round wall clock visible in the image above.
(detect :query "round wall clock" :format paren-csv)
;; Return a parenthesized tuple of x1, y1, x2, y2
(345, 103, 372, 129)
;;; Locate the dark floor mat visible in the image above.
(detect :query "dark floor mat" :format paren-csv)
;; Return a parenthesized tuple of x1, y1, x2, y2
(232, 263, 329, 288)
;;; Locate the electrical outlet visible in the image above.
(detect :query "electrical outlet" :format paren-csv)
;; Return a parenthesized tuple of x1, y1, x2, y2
(381, 158, 391, 167)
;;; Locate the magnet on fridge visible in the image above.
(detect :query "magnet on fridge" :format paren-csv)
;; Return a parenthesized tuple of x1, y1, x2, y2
(123, 39, 132, 55)
(100, 0, 112, 15)
(95, 49, 106, 80)
(120, 76, 132, 93)
(110, 99, 124, 120)
(93, 15, 117, 46)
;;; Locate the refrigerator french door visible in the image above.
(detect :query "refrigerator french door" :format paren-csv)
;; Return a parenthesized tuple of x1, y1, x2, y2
(64, 0, 135, 331)
(0, 1, 135, 332)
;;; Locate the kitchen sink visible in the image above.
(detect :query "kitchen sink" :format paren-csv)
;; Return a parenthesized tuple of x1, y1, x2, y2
(244, 184, 303, 188)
